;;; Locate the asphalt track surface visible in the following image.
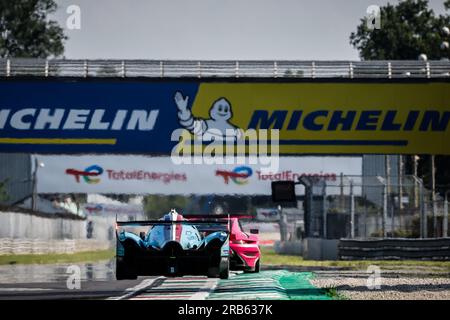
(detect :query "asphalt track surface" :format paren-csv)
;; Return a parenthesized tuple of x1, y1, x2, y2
(0, 260, 330, 300)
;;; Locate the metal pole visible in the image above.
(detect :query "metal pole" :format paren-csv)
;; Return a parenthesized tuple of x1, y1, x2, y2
(350, 181, 355, 238)
(6, 59, 10, 77)
(385, 155, 391, 195)
(383, 182, 387, 238)
(363, 195, 368, 238)
(430, 155, 437, 237)
(420, 182, 427, 238)
(444, 192, 448, 238)
(160, 61, 164, 78)
(322, 181, 327, 238)
(398, 155, 403, 210)
(391, 194, 395, 236)
(278, 205, 287, 241)
(385, 155, 391, 236)
(121, 60, 126, 78)
(31, 157, 38, 212)
(413, 155, 419, 208)
(83, 60, 88, 77)
(340, 172, 344, 209)
(45, 60, 49, 77)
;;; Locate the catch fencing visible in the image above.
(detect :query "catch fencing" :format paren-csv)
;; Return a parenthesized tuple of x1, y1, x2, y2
(302, 175, 449, 239)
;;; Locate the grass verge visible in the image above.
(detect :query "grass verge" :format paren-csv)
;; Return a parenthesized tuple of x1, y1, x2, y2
(322, 286, 347, 300)
(261, 246, 450, 271)
(0, 249, 115, 266)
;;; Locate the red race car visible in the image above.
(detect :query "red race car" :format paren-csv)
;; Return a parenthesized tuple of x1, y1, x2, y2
(229, 217, 261, 273)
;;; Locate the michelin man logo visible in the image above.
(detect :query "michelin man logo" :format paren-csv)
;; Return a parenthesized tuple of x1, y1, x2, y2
(174, 91, 243, 142)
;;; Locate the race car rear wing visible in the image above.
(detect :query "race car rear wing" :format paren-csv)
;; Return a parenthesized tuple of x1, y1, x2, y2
(115, 216, 230, 233)
(115, 219, 229, 227)
(183, 214, 254, 219)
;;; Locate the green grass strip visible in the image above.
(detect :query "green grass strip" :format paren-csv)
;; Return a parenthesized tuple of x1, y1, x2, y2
(0, 249, 115, 265)
(261, 247, 450, 271)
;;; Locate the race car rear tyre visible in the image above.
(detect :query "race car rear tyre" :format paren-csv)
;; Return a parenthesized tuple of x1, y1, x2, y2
(254, 259, 260, 273)
(244, 259, 260, 273)
(219, 257, 229, 279)
(207, 266, 219, 278)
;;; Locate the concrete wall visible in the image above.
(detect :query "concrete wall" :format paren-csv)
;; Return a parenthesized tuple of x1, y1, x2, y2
(0, 211, 87, 239)
(274, 238, 339, 260)
(302, 238, 339, 260)
(274, 241, 303, 255)
(0, 211, 115, 254)
(0, 211, 115, 240)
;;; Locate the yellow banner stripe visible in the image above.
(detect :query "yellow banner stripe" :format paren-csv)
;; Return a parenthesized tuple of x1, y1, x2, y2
(0, 138, 117, 145)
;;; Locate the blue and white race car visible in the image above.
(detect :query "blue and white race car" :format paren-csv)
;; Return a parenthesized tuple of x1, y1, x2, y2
(115, 209, 230, 280)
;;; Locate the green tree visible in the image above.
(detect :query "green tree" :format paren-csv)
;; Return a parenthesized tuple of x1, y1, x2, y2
(350, 0, 450, 60)
(0, 0, 67, 58)
(143, 195, 189, 219)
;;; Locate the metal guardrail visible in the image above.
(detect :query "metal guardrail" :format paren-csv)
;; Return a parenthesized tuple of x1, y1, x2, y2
(1, 59, 450, 78)
(338, 238, 450, 260)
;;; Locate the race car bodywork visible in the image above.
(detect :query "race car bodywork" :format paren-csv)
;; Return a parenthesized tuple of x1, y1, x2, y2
(115, 210, 230, 280)
(229, 218, 260, 273)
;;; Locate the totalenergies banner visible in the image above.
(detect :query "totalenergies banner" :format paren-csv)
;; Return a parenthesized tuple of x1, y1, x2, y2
(0, 80, 449, 154)
(36, 155, 361, 195)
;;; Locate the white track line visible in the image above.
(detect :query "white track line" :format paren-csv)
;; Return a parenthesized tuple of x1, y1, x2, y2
(108, 277, 164, 300)
(0, 288, 54, 292)
(189, 278, 219, 300)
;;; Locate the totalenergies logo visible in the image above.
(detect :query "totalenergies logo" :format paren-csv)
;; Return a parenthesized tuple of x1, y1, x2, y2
(66, 165, 103, 184)
(216, 166, 253, 185)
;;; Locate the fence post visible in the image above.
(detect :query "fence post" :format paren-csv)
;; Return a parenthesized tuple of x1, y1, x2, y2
(160, 61, 164, 78)
(363, 195, 368, 238)
(83, 60, 88, 77)
(273, 61, 278, 78)
(420, 182, 427, 238)
(6, 59, 11, 77)
(121, 60, 126, 78)
(322, 181, 327, 238)
(444, 193, 449, 238)
(45, 59, 49, 77)
(350, 181, 355, 238)
(383, 183, 387, 238)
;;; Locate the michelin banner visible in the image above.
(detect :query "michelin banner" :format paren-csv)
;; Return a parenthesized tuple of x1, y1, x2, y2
(36, 155, 361, 195)
(1, 80, 449, 154)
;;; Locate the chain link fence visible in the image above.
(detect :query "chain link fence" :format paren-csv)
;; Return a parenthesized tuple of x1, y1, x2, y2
(301, 175, 449, 239)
